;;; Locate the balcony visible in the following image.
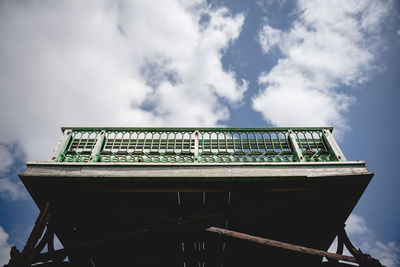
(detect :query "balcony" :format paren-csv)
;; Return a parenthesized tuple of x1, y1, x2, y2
(17, 127, 375, 267)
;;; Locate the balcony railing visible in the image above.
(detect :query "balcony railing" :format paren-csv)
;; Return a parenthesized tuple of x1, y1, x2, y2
(50, 127, 346, 163)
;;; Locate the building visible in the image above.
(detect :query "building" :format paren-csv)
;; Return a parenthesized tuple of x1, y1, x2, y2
(6, 127, 383, 266)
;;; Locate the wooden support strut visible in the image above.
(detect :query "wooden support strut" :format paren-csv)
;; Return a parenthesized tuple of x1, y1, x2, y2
(35, 226, 382, 267)
(25, 208, 384, 267)
(31, 207, 252, 264)
(205, 226, 358, 263)
(5, 202, 50, 267)
(338, 227, 384, 267)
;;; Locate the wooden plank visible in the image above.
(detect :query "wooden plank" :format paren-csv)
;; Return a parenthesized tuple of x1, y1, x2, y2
(205, 226, 357, 263)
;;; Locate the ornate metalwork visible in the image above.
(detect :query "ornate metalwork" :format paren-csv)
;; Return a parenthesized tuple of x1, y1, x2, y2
(54, 127, 341, 163)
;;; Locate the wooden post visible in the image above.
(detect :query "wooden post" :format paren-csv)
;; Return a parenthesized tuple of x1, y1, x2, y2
(89, 130, 105, 162)
(288, 130, 304, 162)
(194, 131, 199, 162)
(322, 129, 346, 161)
(50, 130, 72, 161)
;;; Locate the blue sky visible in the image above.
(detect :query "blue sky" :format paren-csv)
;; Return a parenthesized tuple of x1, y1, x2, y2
(0, 0, 399, 266)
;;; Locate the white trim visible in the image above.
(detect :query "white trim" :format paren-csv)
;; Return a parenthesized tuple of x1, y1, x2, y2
(288, 130, 304, 162)
(49, 130, 72, 161)
(323, 129, 347, 161)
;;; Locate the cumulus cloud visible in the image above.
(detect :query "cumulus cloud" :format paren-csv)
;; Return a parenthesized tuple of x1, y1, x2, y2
(253, 0, 390, 128)
(0, 226, 11, 266)
(0, 0, 246, 162)
(328, 214, 400, 267)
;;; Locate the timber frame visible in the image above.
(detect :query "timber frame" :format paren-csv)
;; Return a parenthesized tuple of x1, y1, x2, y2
(5, 201, 383, 267)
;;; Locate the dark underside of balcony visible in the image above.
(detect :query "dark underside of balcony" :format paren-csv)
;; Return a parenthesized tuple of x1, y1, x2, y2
(18, 162, 373, 267)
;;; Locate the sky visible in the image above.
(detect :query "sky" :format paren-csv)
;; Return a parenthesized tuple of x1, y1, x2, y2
(0, 0, 399, 266)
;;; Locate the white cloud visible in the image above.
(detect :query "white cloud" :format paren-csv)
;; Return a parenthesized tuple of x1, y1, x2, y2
(0, 178, 27, 201)
(346, 213, 370, 235)
(346, 214, 400, 267)
(0, 146, 14, 176)
(368, 242, 400, 267)
(0, 0, 246, 162)
(258, 25, 281, 53)
(253, 0, 390, 128)
(0, 226, 11, 266)
(0, 144, 27, 201)
(256, 0, 287, 10)
(328, 214, 400, 267)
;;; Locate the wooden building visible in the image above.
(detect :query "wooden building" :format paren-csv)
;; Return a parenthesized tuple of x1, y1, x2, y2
(6, 127, 383, 266)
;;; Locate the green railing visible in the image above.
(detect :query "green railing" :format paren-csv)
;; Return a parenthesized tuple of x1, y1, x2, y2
(51, 127, 346, 163)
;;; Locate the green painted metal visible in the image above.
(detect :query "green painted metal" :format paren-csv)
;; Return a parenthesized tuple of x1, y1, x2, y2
(57, 129, 102, 162)
(55, 130, 72, 162)
(292, 129, 336, 162)
(56, 128, 340, 163)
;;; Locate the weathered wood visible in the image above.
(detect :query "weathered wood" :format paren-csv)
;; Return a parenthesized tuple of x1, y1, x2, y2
(339, 228, 384, 266)
(29, 211, 384, 266)
(205, 226, 357, 263)
(194, 131, 199, 162)
(288, 130, 304, 162)
(22, 162, 370, 179)
(322, 129, 346, 161)
(32, 208, 248, 264)
(6, 202, 51, 266)
(336, 231, 344, 257)
(23, 202, 50, 265)
(89, 130, 105, 162)
(50, 130, 72, 161)
(33, 225, 54, 256)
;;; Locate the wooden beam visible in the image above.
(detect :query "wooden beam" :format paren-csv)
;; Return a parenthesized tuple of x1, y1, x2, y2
(205, 226, 357, 264)
(6, 202, 50, 266)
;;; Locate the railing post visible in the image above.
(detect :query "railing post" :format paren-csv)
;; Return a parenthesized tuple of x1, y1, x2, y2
(89, 130, 106, 162)
(50, 129, 72, 162)
(322, 129, 346, 161)
(288, 130, 304, 162)
(194, 130, 199, 162)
